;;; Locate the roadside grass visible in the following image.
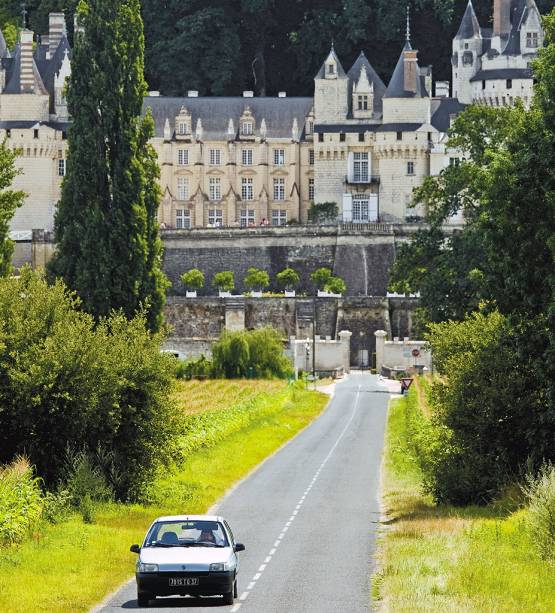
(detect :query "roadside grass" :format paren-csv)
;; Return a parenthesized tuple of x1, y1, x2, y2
(373, 384, 555, 613)
(0, 381, 328, 613)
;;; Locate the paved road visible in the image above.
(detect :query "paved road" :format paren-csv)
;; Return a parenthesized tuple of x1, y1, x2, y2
(94, 372, 389, 613)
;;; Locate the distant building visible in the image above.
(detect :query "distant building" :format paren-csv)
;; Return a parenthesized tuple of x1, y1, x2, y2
(452, 0, 543, 106)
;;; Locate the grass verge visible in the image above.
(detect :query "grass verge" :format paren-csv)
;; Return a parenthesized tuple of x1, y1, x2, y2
(0, 381, 328, 613)
(373, 384, 555, 613)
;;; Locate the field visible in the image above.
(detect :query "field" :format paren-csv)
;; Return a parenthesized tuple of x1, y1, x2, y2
(373, 382, 555, 612)
(0, 379, 328, 613)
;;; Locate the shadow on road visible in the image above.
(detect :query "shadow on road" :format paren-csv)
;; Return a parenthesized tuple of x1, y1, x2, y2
(122, 596, 228, 609)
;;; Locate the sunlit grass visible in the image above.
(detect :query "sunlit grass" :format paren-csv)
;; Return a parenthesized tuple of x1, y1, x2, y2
(0, 381, 328, 613)
(373, 389, 555, 612)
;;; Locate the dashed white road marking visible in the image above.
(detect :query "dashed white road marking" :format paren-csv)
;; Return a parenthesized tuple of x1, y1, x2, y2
(232, 385, 362, 610)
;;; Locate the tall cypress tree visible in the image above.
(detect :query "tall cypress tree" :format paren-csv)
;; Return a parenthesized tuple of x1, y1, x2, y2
(48, 0, 168, 331)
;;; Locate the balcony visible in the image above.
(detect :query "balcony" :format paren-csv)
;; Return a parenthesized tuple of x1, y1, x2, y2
(344, 174, 380, 185)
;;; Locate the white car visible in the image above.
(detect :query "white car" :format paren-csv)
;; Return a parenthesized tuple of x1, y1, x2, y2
(130, 514, 245, 606)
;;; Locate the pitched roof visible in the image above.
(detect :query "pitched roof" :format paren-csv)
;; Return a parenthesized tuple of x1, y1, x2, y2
(144, 96, 314, 140)
(469, 67, 533, 81)
(455, 1, 481, 39)
(430, 98, 466, 132)
(347, 51, 386, 114)
(315, 46, 347, 79)
(35, 35, 71, 110)
(383, 42, 427, 99)
(4, 44, 48, 95)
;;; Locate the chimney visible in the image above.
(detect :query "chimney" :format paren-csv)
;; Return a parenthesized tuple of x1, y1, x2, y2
(493, 0, 511, 37)
(20, 30, 35, 93)
(403, 49, 418, 94)
(278, 91, 287, 98)
(187, 90, 198, 97)
(435, 81, 450, 98)
(148, 91, 160, 97)
(243, 90, 254, 98)
(49, 13, 66, 57)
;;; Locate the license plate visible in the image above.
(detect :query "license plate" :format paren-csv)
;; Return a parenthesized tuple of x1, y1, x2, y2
(169, 577, 199, 586)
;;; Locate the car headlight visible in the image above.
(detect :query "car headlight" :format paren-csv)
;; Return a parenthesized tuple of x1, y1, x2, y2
(210, 562, 229, 572)
(138, 563, 158, 573)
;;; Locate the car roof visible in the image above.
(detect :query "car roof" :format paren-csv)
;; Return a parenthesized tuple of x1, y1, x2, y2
(154, 514, 223, 523)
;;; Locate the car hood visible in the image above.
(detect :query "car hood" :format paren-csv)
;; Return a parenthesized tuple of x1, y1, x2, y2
(140, 546, 233, 571)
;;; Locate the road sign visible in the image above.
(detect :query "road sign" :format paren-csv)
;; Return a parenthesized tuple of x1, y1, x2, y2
(411, 348, 421, 357)
(401, 378, 413, 390)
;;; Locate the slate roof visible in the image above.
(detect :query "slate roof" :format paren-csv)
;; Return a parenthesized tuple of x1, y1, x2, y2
(455, 1, 481, 39)
(144, 96, 314, 140)
(315, 46, 347, 79)
(470, 68, 533, 81)
(0, 120, 70, 130)
(4, 44, 48, 95)
(430, 98, 466, 132)
(35, 35, 71, 112)
(347, 51, 386, 114)
(383, 42, 428, 99)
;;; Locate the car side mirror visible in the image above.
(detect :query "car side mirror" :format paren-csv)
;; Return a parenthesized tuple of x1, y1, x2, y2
(234, 543, 245, 552)
(130, 544, 141, 554)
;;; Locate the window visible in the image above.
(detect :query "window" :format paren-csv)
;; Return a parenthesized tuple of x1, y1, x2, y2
(328, 63, 335, 75)
(240, 208, 255, 227)
(318, 133, 324, 142)
(176, 209, 191, 229)
(273, 149, 285, 165)
(308, 178, 315, 201)
(178, 121, 189, 135)
(242, 122, 253, 136)
(506, 79, 512, 89)
(307, 120, 314, 134)
(449, 157, 461, 167)
(242, 149, 253, 165)
(339, 133, 346, 142)
(396, 131, 402, 141)
(482, 80, 486, 90)
(352, 196, 369, 222)
(208, 208, 223, 226)
(58, 159, 66, 177)
(464, 43, 469, 50)
(209, 177, 221, 201)
(358, 132, 365, 142)
(241, 177, 253, 201)
(177, 149, 189, 165)
(209, 149, 221, 166)
(357, 95, 368, 111)
(407, 161, 415, 175)
(177, 177, 189, 200)
(309, 149, 314, 165)
(273, 178, 285, 201)
(271, 209, 287, 226)
(33, 129, 39, 139)
(527, 32, 539, 48)
(353, 152, 369, 183)
(6, 129, 10, 138)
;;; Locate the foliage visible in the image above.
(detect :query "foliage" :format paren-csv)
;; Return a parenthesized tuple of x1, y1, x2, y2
(325, 276, 346, 295)
(276, 267, 300, 290)
(211, 327, 293, 379)
(310, 267, 332, 290)
(175, 354, 212, 380)
(0, 139, 25, 277)
(213, 270, 234, 292)
(48, 0, 168, 332)
(0, 457, 43, 546)
(307, 201, 338, 224)
(180, 268, 205, 291)
(243, 267, 269, 291)
(523, 464, 555, 561)
(0, 269, 177, 501)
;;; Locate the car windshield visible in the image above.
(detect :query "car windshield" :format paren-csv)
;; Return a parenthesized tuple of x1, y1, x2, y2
(144, 520, 229, 548)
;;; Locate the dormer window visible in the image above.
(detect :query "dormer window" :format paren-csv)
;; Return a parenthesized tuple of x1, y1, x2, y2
(242, 122, 253, 136)
(178, 121, 189, 135)
(175, 106, 192, 139)
(357, 95, 368, 111)
(527, 32, 539, 48)
(240, 106, 256, 138)
(328, 63, 335, 75)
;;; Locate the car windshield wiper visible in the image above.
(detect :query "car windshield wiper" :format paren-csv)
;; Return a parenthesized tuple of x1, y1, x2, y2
(149, 542, 178, 547)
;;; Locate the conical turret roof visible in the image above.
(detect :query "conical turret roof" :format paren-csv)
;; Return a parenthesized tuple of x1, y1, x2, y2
(315, 45, 347, 79)
(455, 0, 481, 39)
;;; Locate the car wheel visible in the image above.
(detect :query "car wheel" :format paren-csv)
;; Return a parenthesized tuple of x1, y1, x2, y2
(137, 591, 153, 607)
(234, 579, 238, 598)
(223, 588, 234, 605)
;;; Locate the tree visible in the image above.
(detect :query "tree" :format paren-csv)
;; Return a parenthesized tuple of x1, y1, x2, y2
(0, 140, 25, 277)
(181, 268, 205, 291)
(276, 267, 300, 290)
(311, 267, 332, 291)
(244, 267, 269, 292)
(307, 202, 338, 224)
(325, 276, 346, 295)
(47, 0, 168, 332)
(213, 271, 235, 293)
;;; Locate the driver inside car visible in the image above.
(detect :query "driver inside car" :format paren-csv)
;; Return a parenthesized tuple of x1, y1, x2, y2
(197, 528, 224, 546)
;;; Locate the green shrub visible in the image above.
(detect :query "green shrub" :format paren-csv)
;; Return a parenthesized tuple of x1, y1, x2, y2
(213, 271, 235, 292)
(212, 327, 293, 379)
(42, 489, 72, 525)
(244, 268, 269, 291)
(311, 267, 332, 290)
(276, 267, 300, 290)
(0, 457, 43, 545)
(308, 202, 338, 224)
(176, 355, 213, 380)
(325, 276, 346, 295)
(523, 464, 555, 561)
(180, 268, 205, 291)
(0, 269, 177, 502)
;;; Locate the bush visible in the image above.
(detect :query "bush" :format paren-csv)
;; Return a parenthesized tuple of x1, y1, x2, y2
(212, 327, 293, 379)
(244, 267, 270, 291)
(276, 267, 300, 290)
(308, 202, 338, 224)
(213, 271, 235, 292)
(175, 355, 213, 380)
(0, 269, 178, 501)
(0, 457, 43, 545)
(311, 267, 332, 290)
(523, 464, 555, 561)
(325, 276, 346, 295)
(180, 268, 205, 291)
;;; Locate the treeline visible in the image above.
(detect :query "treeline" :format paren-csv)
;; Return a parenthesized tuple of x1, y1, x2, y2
(389, 9, 555, 504)
(1, 1, 554, 96)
